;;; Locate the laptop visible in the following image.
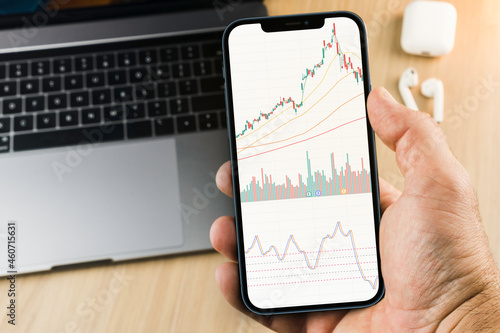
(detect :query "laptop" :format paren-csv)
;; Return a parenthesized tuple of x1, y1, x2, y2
(0, 0, 267, 275)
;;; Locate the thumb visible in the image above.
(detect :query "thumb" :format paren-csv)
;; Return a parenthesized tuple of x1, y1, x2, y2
(367, 87, 454, 177)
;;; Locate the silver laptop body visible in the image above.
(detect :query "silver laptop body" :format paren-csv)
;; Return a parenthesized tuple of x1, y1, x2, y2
(0, 0, 267, 275)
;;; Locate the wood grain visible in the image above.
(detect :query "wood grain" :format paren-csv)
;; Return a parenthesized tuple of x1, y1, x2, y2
(1, 1, 499, 332)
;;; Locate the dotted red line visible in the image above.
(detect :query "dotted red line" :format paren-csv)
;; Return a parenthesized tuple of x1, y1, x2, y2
(246, 261, 377, 273)
(245, 246, 376, 259)
(245, 253, 376, 266)
(248, 275, 379, 287)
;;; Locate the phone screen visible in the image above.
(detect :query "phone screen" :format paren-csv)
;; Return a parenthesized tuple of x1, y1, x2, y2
(227, 16, 381, 310)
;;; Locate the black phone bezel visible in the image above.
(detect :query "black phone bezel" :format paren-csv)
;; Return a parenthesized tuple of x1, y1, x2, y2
(222, 11, 384, 315)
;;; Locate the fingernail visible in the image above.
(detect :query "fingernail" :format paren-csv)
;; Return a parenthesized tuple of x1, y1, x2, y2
(379, 87, 397, 103)
(215, 266, 221, 284)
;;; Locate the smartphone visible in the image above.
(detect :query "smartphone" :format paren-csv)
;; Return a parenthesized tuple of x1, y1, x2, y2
(222, 12, 383, 314)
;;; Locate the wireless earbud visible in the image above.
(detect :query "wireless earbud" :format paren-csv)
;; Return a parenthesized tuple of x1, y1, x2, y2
(421, 78, 444, 123)
(398, 67, 419, 111)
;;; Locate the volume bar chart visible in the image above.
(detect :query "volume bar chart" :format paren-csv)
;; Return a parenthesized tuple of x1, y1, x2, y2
(241, 152, 371, 203)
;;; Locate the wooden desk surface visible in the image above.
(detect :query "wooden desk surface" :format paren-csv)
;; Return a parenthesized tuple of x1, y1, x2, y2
(1, 0, 499, 332)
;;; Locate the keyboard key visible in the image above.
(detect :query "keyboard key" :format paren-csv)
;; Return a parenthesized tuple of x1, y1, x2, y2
(82, 108, 102, 124)
(157, 82, 176, 98)
(0, 118, 10, 133)
(42, 77, 62, 92)
(103, 105, 123, 121)
(176, 115, 196, 133)
(86, 73, 105, 87)
(202, 42, 222, 57)
(3, 98, 22, 114)
(0, 136, 9, 153)
(37, 113, 56, 129)
(200, 77, 224, 93)
(70, 91, 90, 107)
(14, 125, 124, 152)
(147, 101, 167, 117)
(54, 58, 72, 73)
(59, 111, 79, 127)
(193, 61, 212, 76)
(0, 65, 6, 79)
(129, 68, 148, 83)
(181, 45, 200, 60)
(169, 98, 189, 115)
(117, 52, 136, 67)
(154, 117, 174, 136)
(127, 120, 152, 139)
(20, 79, 40, 95)
(135, 85, 155, 100)
(108, 70, 127, 85)
(198, 112, 218, 130)
(26, 96, 45, 112)
(179, 79, 198, 95)
(75, 56, 94, 71)
(65, 75, 84, 90)
(191, 93, 225, 112)
(14, 115, 33, 131)
(92, 89, 111, 105)
(160, 47, 179, 62)
(9, 63, 28, 78)
(152, 65, 170, 81)
(125, 103, 145, 119)
(114, 87, 133, 102)
(172, 63, 191, 78)
(0, 82, 17, 96)
(32, 61, 50, 76)
(48, 93, 67, 109)
(96, 54, 115, 69)
(139, 49, 158, 65)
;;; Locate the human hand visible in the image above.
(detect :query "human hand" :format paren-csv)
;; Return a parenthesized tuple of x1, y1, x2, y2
(210, 87, 500, 332)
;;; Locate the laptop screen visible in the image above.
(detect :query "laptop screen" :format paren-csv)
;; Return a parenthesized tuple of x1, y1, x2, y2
(0, 0, 227, 29)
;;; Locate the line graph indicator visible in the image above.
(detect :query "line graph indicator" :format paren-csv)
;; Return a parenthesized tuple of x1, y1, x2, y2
(241, 152, 371, 203)
(235, 23, 363, 140)
(245, 221, 378, 289)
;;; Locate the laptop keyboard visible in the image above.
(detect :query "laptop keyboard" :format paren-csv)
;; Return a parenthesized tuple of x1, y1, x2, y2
(0, 31, 227, 153)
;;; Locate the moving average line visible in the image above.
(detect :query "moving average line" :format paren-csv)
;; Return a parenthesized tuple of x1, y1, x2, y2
(239, 92, 363, 150)
(236, 50, 361, 143)
(245, 220, 378, 289)
(237, 77, 357, 154)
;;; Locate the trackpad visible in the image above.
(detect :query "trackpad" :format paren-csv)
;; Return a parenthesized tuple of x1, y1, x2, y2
(0, 138, 183, 268)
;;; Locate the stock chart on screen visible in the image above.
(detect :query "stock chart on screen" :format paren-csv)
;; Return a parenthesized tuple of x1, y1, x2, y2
(229, 17, 379, 308)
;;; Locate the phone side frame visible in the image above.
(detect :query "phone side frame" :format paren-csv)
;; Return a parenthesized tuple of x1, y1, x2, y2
(222, 11, 385, 315)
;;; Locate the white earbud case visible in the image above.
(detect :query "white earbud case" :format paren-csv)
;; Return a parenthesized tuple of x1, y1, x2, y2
(401, 1, 457, 57)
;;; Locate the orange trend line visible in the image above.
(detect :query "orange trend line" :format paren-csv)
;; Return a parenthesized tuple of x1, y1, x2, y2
(245, 221, 378, 289)
(238, 116, 365, 161)
(236, 51, 362, 142)
(237, 73, 353, 154)
(236, 52, 339, 142)
(241, 92, 363, 149)
(238, 116, 365, 162)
